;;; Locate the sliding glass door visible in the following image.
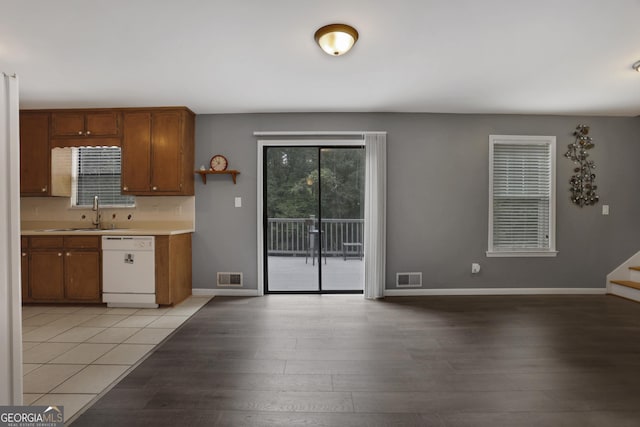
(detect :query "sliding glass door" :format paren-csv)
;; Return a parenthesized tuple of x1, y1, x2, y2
(265, 146, 320, 292)
(264, 146, 364, 293)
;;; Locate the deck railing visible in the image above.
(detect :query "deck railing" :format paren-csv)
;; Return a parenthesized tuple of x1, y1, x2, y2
(267, 218, 364, 256)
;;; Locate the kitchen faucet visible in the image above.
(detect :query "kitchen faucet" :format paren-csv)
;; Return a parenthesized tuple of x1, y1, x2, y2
(92, 195, 101, 229)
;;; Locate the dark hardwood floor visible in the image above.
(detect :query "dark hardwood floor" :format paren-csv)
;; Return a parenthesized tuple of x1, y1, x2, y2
(72, 294, 640, 426)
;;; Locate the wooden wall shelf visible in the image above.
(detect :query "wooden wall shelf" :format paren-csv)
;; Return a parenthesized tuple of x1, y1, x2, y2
(195, 170, 240, 184)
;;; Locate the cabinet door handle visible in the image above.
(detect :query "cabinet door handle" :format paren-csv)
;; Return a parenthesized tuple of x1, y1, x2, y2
(22, 252, 26, 257)
(123, 186, 128, 191)
(66, 252, 71, 257)
(57, 252, 62, 257)
(86, 130, 91, 135)
(152, 186, 158, 191)
(78, 131, 83, 135)
(41, 186, 47, 192)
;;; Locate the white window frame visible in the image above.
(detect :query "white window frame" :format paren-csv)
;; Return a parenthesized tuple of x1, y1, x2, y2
(487, 135, 557, 258)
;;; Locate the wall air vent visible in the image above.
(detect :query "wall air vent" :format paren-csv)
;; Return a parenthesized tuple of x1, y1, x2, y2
(396, 272, 422, 288)
(217, 272, 243, 287)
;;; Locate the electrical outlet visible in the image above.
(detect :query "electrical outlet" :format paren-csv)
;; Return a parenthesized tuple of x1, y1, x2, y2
(471, 263, 481, 274)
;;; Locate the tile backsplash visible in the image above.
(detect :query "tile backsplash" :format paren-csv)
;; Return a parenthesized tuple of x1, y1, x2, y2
(21, 196, 195, 229)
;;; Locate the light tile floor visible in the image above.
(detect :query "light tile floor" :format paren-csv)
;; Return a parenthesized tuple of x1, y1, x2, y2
(21, 296, 212, 424)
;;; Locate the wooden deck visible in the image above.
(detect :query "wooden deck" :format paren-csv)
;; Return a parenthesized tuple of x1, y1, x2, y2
(266, 255, 364, 292)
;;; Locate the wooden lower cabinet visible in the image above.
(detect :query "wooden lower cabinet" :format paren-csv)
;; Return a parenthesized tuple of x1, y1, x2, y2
(30, 251, 65, 300)
(65, 251, 101, 301)
(21, 237, 29, 301)
(24, 236, 102, 303)
(155, 233, 192, 306)
(22, 233, 192, 305)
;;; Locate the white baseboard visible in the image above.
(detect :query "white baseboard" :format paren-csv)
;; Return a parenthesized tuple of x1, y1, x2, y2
(384, 287, 607, 296)
(193, 287, 607, 297)
(192, 288, 260, 297)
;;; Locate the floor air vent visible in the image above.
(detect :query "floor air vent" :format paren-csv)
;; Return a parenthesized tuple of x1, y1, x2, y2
(396, 272, 422, 287)
(217, 272, 243, 287)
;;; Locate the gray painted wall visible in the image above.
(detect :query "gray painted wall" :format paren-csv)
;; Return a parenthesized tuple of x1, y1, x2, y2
(193, 113, 640, 291)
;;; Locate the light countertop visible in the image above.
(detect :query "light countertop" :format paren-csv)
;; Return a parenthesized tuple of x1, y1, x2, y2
(21, 221, 193, 236)
(21, 228, 194, 236)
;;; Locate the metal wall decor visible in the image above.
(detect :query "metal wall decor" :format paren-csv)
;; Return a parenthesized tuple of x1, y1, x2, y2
(565, 124, 599, 206)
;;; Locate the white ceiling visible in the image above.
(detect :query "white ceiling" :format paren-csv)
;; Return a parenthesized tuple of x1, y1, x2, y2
(2, 0, 639, 116)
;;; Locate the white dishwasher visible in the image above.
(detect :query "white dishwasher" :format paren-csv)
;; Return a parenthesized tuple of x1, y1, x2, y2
(102, 236, 158, 308)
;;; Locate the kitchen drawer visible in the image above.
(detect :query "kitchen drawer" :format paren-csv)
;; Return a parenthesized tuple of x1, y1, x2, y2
(64, 236, 101, 249)
(30, 236, 64, 249)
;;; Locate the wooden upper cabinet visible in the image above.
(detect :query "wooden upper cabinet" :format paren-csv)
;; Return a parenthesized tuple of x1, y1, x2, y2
(20, 106, 193, 197)
(51, 112, 85, 136)
(52, 111, 120, 137)
(85, 112, 121, 136)
(122, 112, 152, 193)
(122, 108, 194, 195)
(20, 112, 51, 196)
(151, 111, 183, 193)
(50, 110, 122, 147)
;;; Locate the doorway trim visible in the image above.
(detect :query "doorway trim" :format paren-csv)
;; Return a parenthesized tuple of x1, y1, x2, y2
(256, 132, 387, 298)
(1, 72, 23, 403)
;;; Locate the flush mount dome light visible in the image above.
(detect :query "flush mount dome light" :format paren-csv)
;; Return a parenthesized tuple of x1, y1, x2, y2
(314, 23, 359, 56)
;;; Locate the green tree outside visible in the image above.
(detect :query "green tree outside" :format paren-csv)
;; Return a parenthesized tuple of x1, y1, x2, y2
(266, 147, 364, 220)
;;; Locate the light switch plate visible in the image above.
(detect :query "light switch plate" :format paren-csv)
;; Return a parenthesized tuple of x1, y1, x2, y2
(602, 204, 609, 215)
(234, 197, 242, 208)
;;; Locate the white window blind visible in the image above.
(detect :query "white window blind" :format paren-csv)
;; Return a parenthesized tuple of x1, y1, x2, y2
(72, 147, 135, 207)
(488, 135, 556, 257)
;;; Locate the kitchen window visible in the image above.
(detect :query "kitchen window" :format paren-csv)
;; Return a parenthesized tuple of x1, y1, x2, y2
(72, 147, 135, 208)
(487, 135, 557, 257)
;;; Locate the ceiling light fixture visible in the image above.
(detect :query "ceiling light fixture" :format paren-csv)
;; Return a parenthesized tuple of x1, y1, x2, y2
(314, 24, 359, 56)
(633, 60, 640, 72)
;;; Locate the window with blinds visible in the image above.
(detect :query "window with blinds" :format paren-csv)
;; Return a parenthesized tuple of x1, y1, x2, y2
(71, 147, 135, 207)
(488, 135, 557, 257)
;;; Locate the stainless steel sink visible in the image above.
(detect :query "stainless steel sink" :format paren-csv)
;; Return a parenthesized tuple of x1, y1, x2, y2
(72, 228, 103, 231)
(36, 227, 129, 232)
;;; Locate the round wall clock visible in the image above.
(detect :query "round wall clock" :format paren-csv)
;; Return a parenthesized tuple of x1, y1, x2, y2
(209, 154, 228, 171)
